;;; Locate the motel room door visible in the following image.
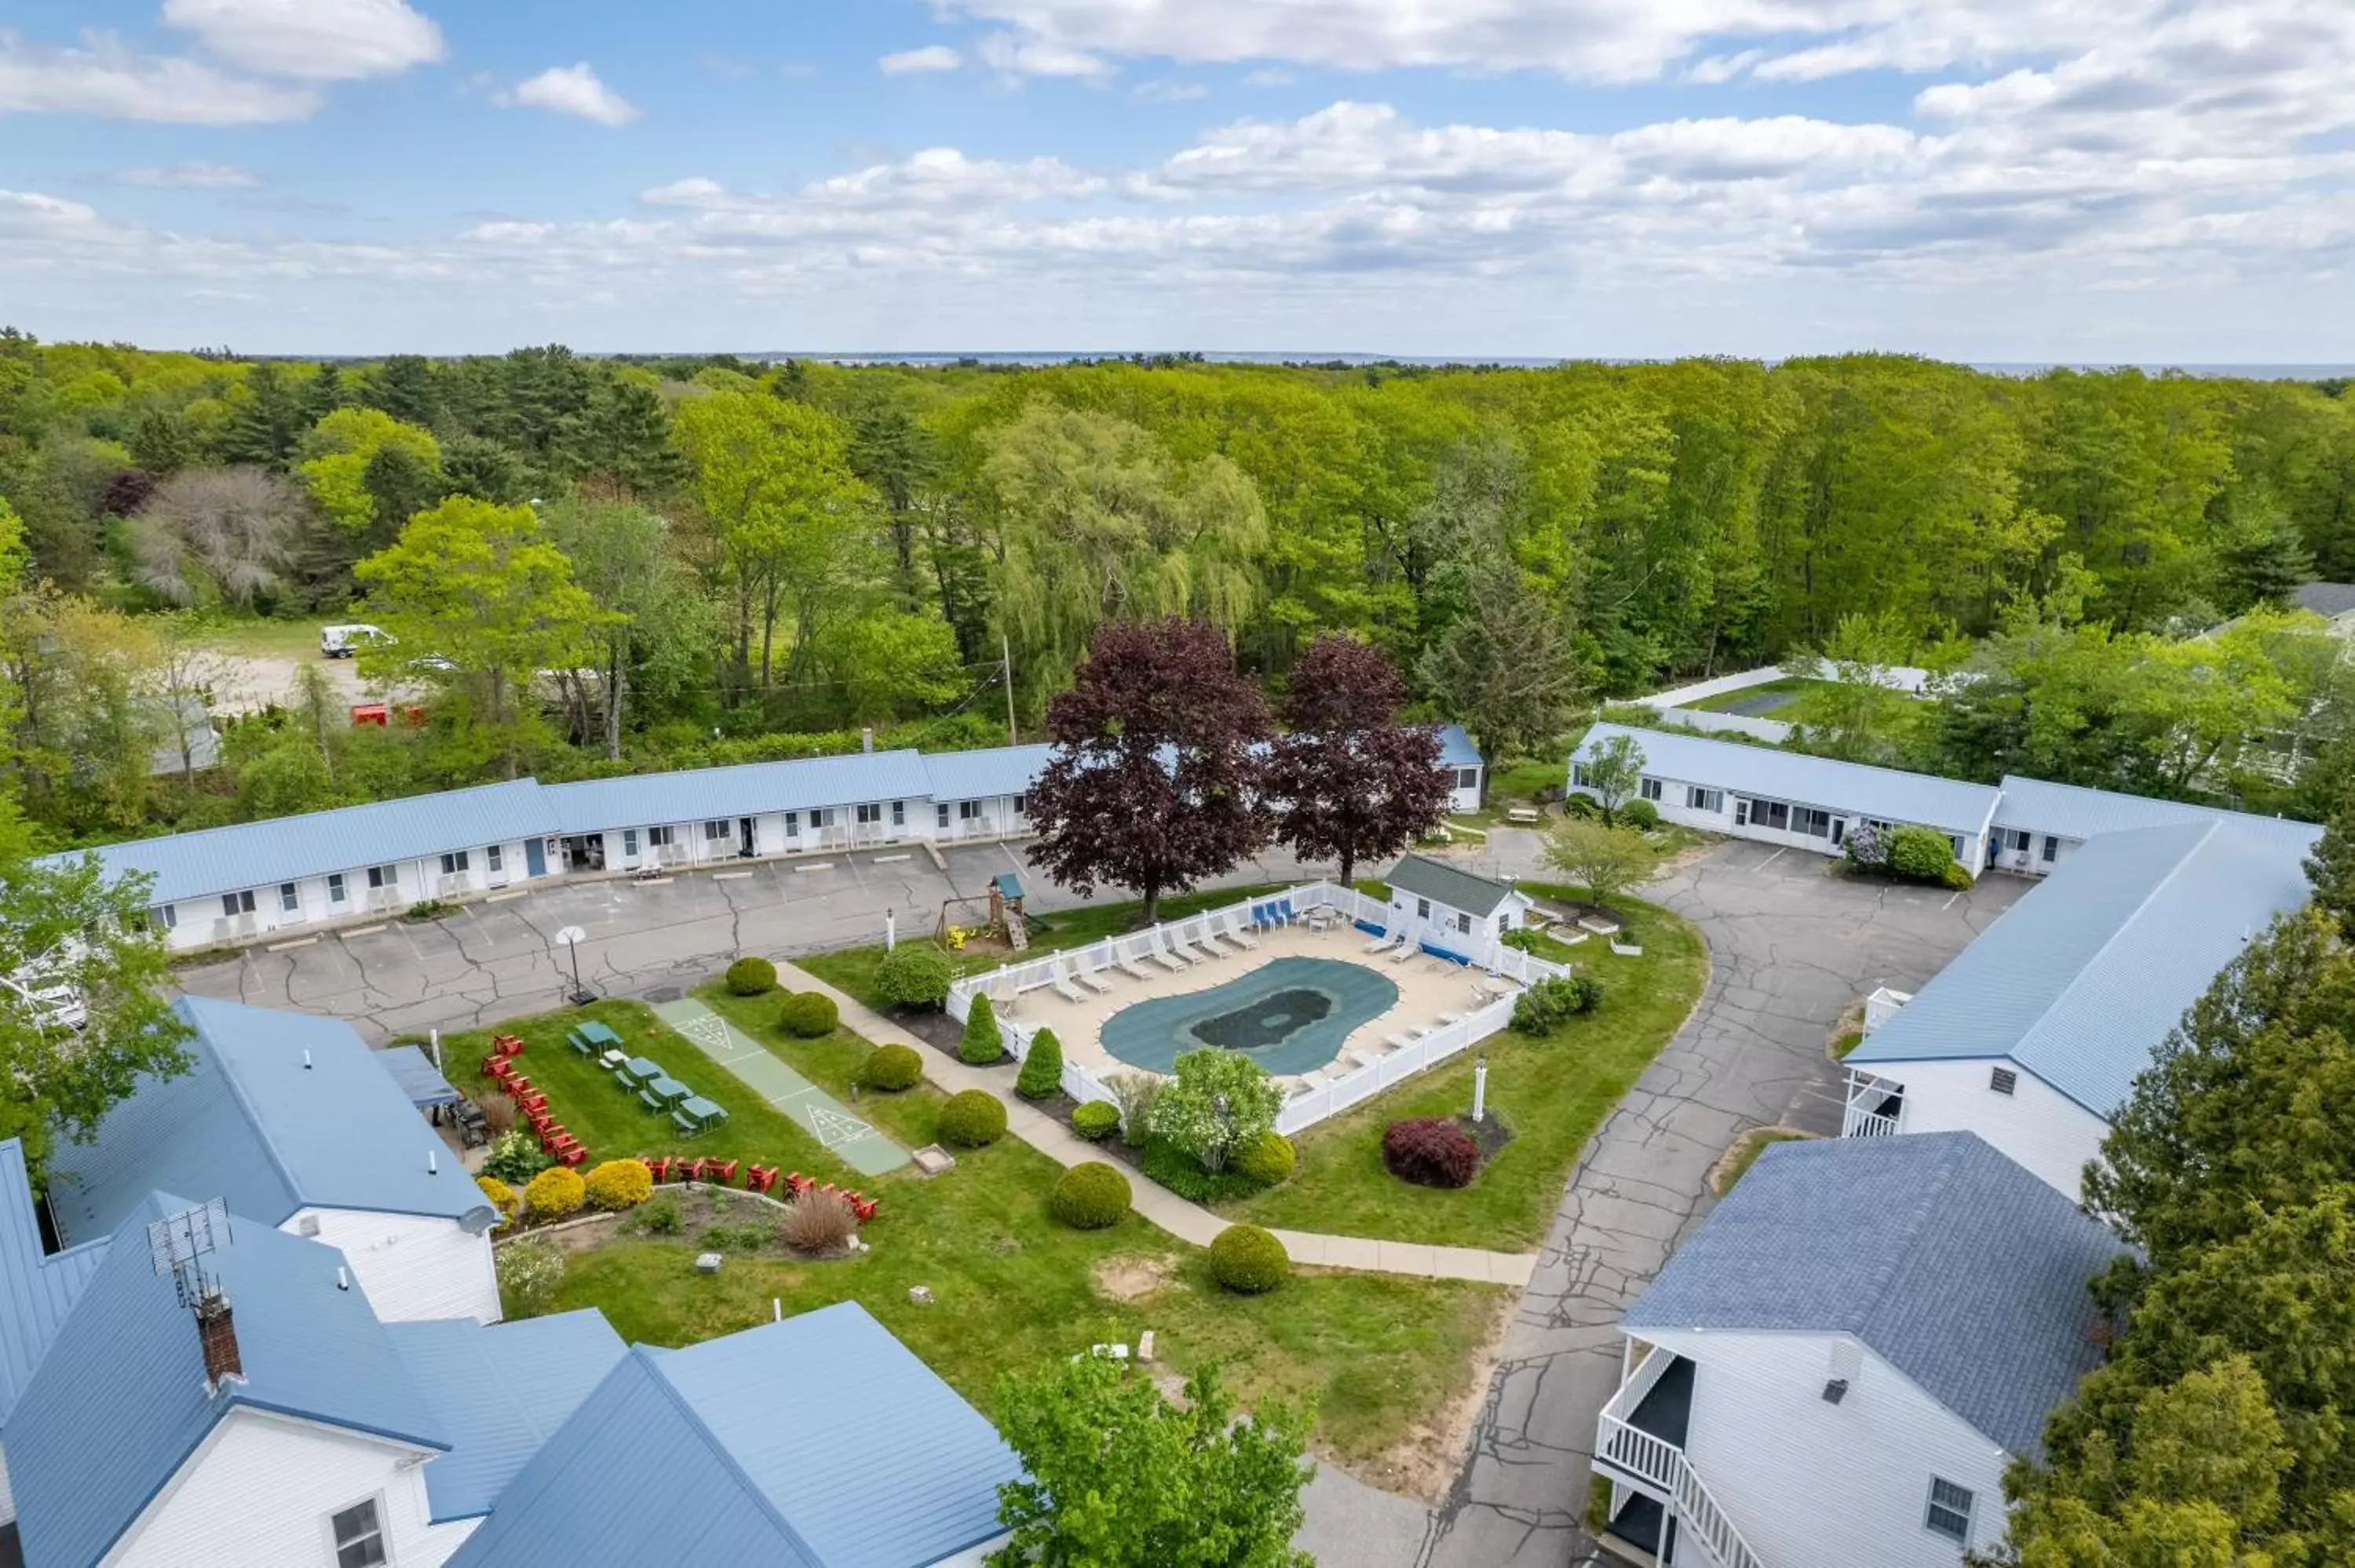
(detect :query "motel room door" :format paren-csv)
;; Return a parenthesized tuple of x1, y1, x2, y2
(524, 837, 547, 877)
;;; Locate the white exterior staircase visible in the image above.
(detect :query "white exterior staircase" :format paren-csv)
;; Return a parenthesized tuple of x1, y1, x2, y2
(1595, 1346, 1768, 1568)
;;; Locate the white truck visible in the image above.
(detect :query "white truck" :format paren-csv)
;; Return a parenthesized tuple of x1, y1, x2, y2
(320, 622, 394, 658)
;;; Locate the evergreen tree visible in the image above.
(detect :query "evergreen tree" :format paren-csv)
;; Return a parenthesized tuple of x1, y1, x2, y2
(560, 380, 685, 498)
(440, 435, 535, 505)
(128, 407, 195, 477)
(1416, 562, 1583, 762)
(217, 365, 304, 469)
(301, 363, 349, 425)
(363, 355, 441, 428)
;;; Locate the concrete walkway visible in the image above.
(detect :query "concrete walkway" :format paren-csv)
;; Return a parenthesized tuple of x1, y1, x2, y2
(649, 997, 909, 1178)
(775, 962, 1536, 1289)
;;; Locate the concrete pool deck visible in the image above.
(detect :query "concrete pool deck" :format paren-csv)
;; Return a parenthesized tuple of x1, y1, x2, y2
(988, 921, 1525, 1087)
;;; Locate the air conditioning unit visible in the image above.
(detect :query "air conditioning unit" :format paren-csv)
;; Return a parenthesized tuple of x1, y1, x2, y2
(370, 889, 402, 913)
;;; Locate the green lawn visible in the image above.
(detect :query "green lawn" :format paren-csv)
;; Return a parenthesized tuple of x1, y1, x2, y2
(1834, 1028, 1865, 1059)
(487, 992, 1508, 1464)
(800, 882, 1290, 1012)
(1678, 676, 1843, 714)
(692, 982, 940, 1150)
(447, 1000, 872, 1187)
(189, 614, 334, 659)
(1223, 888, 1707, 1250)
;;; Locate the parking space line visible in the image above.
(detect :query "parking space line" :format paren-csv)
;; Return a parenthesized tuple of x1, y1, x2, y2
(1941, 891, 1962, 910)
(1753, 848, 1787, 873)
(796, 862, 835, 872)
(714, 870, 753, 881)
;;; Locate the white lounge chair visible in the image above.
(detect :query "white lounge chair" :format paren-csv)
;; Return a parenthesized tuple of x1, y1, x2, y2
(1051, 965, 1088, 1005)
(1148, 938, 1189, 973)
(1435, 1011, 1463, 1026)
(1222, 917, 1260, 950)
(1382, 1032, 1417, 1051)
(1115, 947, 1157, 982)
(1364, 930, 1397, 955)
(1179, 934, 1221, 964)
(1075, 965, 1115, 996)
(1389, 939, 1420, 965)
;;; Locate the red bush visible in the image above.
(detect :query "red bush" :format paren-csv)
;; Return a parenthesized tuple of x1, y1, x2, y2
(1382, 1117, 1480, 1189)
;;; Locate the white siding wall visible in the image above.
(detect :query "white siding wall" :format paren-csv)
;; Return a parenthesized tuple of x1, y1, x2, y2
(107, 1409, 462, 1568)
(294, 1209, 499, 1325)
(1572, 768, 1994, 874)
(1640, 1330, 2012, 1568)
(1875, 1058, 2110, 1201)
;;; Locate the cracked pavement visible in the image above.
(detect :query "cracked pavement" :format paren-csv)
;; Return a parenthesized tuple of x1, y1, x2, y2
(1395, 839, 2025, 1568)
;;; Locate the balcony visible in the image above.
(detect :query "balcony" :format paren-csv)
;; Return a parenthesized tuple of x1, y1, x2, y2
(1841, 1069, 1904, 1139)
(1594, 1345, 1765, 1568)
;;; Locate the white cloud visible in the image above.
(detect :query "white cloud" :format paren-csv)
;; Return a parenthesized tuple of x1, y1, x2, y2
(976, 30, 1112, 79)
(161, 0, 444, 82)
(498, 64, 641, 126)
(108, 162, 261, 188)
(0, 29, 318, 122)
(880, 45, 962, 75)
(1244, 68, 1294, 86)
(1132, 78, 1208, 102)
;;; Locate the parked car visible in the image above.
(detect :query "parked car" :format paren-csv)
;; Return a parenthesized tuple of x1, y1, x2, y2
(320, 623, 393, 658)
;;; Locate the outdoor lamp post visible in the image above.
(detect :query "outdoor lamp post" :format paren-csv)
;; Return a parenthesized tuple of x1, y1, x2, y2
(1473, 1056, 1488, 1125)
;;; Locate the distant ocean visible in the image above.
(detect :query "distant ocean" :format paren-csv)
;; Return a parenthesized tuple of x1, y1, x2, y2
(764, 352, 2355, 380)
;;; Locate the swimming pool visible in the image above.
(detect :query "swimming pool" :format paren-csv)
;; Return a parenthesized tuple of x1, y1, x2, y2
(1098, 956, 1400, 1076)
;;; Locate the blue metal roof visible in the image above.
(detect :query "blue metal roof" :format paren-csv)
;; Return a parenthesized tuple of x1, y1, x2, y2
(1992, 773, 2325, 855)
(543, 750, 929, 833)
(11, 1194, 450, 1568)
(1624, 1133, 2125, 1456)
(1572, 723, 2003, 835)
(1435, 724, 1481, 770)
(68, 778, 557, 907)
(0, 1140, 107, 1430)
(385, 1311, 629, 1522)
(379, 1043, 462, 1107)
(921, 742, 1055, 801)
(447, 1302, 1024, 1568)
(48, 997, 496, 1247)
(1848, 822, 2311, 1116)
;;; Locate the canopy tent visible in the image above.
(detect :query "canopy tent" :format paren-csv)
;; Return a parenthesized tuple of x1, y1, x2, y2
(378, 1044, 462, 1108)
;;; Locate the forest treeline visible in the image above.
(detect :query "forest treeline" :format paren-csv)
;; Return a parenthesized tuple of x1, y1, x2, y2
(3, 327, 2353, 844)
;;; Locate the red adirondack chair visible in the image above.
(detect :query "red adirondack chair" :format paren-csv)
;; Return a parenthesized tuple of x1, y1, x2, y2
(677, 1158, 707, 1183)
(746, 1165, 778, 1195)
(849, 1195, 878, 1224)
(706, 1159, 739, 1185)
(557, 1144, 587, 1166)
(643, 1156, 671, 1182)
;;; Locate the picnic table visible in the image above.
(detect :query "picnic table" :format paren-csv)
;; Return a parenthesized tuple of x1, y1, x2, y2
(677, 1095, 726, 1131)
(1506, 805, 1542, 826)
(598, 1049, 626, 1070)
(615, 1056, 663, 1090)
(577, 1020, 623, 1048)
(645, 1076, 691, 1106)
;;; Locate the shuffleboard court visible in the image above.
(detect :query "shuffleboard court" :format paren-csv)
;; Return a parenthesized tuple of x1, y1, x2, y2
(650, 998, 909, 1176)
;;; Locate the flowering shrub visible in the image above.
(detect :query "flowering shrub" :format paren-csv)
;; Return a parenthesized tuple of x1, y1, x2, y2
(497, 1239, 564, 1314)
(476, 1175, 519, 1224)
(583, 1159, 653, 1212)
(483, 1129, 551, 1184)
(524, 1165, 586, 1219)
(1148, 1048, 1283, 1172)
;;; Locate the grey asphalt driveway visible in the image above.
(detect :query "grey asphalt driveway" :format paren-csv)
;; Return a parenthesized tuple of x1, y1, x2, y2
(1408, 838, 2026, 1568)
(175, 839, 1325, 1041)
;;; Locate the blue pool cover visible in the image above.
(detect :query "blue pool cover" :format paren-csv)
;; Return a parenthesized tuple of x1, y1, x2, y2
(1099, 956, 1401, 1076)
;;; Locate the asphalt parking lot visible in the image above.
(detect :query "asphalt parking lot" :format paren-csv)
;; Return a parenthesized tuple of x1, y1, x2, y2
(175, 838, 1325, 1040)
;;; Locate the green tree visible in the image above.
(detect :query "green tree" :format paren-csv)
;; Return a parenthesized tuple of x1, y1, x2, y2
(439, 434, 535, 505)
(2215, 487, 2317, 614)
(1784, 610, 1922, 764)
(991, 1354, 1313, 1568)
(672, 390, 873, 701)
(0, 795, 195, 1177)
(542, 498, 705, 757)
(1539, 817, 1656, 912)
(1147, 1047, 1283, 1173)
(217, 364, 305, 469)
(559, 377, 685, 498)
(1575, 731, 1646, 824)
(298, 406, 442, 533)
(354, 496, 614, 778)
(1415, 562, 1582, 763)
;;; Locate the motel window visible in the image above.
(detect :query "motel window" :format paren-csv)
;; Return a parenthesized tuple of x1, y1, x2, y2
(327, 873, 347, 905)
(892, 800, 906, 828)
(1571, 762, 1591, 787)
(783, 811, 800, 835)
(330, 1498, 388, 1568)
(2043, 835, 2059, 862)
(367, 866, 396, 891)
(157, 904, 177, 930)
(959, 800, 981, 821)
(1950, 835, 1968, 862)
(936, 803, 950, 830)
(1456, 768, 1479, 789)
(1685, 786, 1723, 812)
(279, 883, 299, 913)
(1925, 1479, 1975, 1544)
(440, 850, 470, 874)
(704, 819, 731, 841)
(647, 826, 674, 848)
(222, 890, 256, 917)
(813, 808, 836, 829)
(1742, 799, 1791, 832)
(623, 829, 640, 857)
(1456, 912, 1472, 935)
(486, 844, 503, 873)
(856, 803, 882, 826)
(1013, 794, 1028, 815)
(1416, 897, 1431, 919)
(1640, 777, 1663, 802)
(1795, 808, 1835, 840)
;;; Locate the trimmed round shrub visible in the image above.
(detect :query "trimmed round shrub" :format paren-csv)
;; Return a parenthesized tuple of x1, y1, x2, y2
(1619, 797, 1660, 830)
(1382, 1117, 1481, 1189)
(858, 1042, 923, 1092)
(938, 1089, 1007, 1148)
(1513, 973, 1603, 1034)
(778, 990, 839, 1038)
(583, 1158, 653, 1212)
(725, 955, 777, 995)
(1209, 1224, 1288, 1293)
(959, 997, 1005, 1066)
(874, 943, 955, 1009)
(1889, 824, 1959, 884)
(1071, 1101, 1121, 1142)
(1232, 1130, 1297, 1188)
(1050, 1161, 1131, 1230)
(1016, 1026, 1064, 1100)
(524, 1165, 586, 1219)
(476, 1174, 519, 1223)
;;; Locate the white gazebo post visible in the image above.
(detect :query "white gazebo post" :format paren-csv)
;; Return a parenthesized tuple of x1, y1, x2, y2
(885, 909, 896, 951)
(1473, 1057, 1488, 1125)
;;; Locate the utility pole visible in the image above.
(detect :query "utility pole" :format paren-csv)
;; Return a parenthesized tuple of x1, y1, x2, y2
(1002, 632, 1018, 744)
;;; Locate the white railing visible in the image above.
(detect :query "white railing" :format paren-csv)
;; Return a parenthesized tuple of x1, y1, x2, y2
(1862, 986, 1911, 1034)
(1595, 1347, 1767, 1568)
(946, 878, 1563, 1138)
(1842, 1068, 1903, 1138)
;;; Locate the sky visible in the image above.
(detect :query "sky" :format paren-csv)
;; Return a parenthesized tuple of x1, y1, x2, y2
(2, 0, 2351, 361)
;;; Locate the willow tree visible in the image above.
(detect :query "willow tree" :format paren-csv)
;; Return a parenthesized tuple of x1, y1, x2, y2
(980, 401, 1266, 697)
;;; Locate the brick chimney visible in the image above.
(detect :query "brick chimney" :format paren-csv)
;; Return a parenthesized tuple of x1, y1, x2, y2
(195, 1289, 243, 1391)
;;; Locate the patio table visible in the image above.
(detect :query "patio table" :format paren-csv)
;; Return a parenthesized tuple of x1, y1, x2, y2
(577, 1020, 624, 1048)
(678, 1096, 726, 1129)
(646, 1076, 691, 1106)
(621, 1056, 662, 1086)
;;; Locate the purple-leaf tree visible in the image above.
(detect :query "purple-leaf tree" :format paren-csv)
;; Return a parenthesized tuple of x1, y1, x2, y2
(1268, 633, 1451, 888)
(1025, 618, 1272, 926)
